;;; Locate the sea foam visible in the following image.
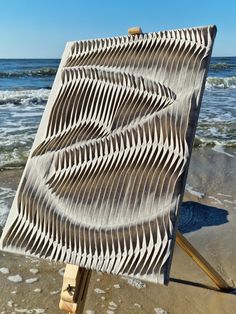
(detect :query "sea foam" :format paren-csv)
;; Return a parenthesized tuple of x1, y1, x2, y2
(206, 76, 236, 89)
(0, 89, 49, 106)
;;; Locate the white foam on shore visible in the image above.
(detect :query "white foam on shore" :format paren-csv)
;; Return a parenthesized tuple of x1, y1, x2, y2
(7, 274, 23, 283)
(126, 277, 146, 289)
(208, 196, 223, 205)
(134, 303, 142, 308)
(25, 277, 38, 284)
(34, 288, 42, 293)
(29, 268, 39, 274)
(108, 301, 117, 310)
(212, 145, 236, 158)
(185, 184, 204, 199)
(94, 288, 106, 294)
(217, 192, 232, 198)
(7, 300, 14, 307)
(0, 267, 10, 274)
(224, 199, 235, 204)
(50, 289, 60, 295)
(154, 308, 168, 314)
(14, 308, 46, 314)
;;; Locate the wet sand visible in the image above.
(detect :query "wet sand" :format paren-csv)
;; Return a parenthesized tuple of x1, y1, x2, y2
(0, 147, 236, 313)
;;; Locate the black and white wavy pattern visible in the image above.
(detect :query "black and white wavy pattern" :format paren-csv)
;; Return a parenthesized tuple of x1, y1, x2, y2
(0, 25, 216, 284)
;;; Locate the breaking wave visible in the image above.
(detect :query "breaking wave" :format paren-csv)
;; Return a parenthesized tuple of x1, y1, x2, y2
(209, 62, 233, 71)
(0, 67, 57, 78)
(0, 88, 50, 170)
(193, 137, 236, 148)
(206, 76, 236, 89)
(0, 89, 50, 106)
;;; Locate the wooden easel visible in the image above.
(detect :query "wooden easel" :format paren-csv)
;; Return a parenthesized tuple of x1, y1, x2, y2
(59, 27, 234, 314)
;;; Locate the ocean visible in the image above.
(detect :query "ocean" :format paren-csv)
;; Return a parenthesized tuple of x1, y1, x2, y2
(0, 58, 236, 171)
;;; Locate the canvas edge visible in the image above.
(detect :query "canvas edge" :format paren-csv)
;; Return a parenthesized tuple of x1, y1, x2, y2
(163, 24, 217, 285)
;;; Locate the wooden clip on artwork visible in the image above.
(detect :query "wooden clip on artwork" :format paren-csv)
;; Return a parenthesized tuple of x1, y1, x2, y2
(0, 24, 233, 314)
(128, 26, 143, 35)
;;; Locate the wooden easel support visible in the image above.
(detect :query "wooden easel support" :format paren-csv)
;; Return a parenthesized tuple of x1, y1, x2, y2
(176, 231, 232, 291)
(59, 265, 92, 314)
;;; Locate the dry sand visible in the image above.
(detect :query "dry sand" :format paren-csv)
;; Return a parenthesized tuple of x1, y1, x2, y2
(0, 147, 235, 313)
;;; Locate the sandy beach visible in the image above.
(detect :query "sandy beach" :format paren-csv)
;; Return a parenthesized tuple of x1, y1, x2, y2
(0, 0, 236, 311)
(0, 147, 235, 314)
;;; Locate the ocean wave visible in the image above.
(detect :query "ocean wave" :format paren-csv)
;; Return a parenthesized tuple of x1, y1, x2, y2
(206, 76, 236, 89)
(0, 67, 57, 78)
(0, 89, 49, 170)
(193, 137, 236, 148)
(0, 136, 34, 170)
(0, 88, 50, 106)
(209, 63, 233, 71)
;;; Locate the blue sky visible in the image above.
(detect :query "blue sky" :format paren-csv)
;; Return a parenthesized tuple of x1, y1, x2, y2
(0, 0, 235, 58)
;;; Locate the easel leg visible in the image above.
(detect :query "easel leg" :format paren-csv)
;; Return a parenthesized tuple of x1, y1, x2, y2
(59, 265, 92, 314)
(176, 230, 233, 291)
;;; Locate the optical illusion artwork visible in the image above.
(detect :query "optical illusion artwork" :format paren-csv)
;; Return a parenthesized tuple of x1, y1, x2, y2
(0, 25, 216, 284)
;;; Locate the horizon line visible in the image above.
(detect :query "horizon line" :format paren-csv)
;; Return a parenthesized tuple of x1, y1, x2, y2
(0, 55, 235, 59)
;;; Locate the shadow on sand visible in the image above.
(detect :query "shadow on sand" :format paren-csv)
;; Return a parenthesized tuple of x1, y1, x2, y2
(178, 201, 229, 234)
(169, 277, 236, 294)
(172, 201, 234, 293)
